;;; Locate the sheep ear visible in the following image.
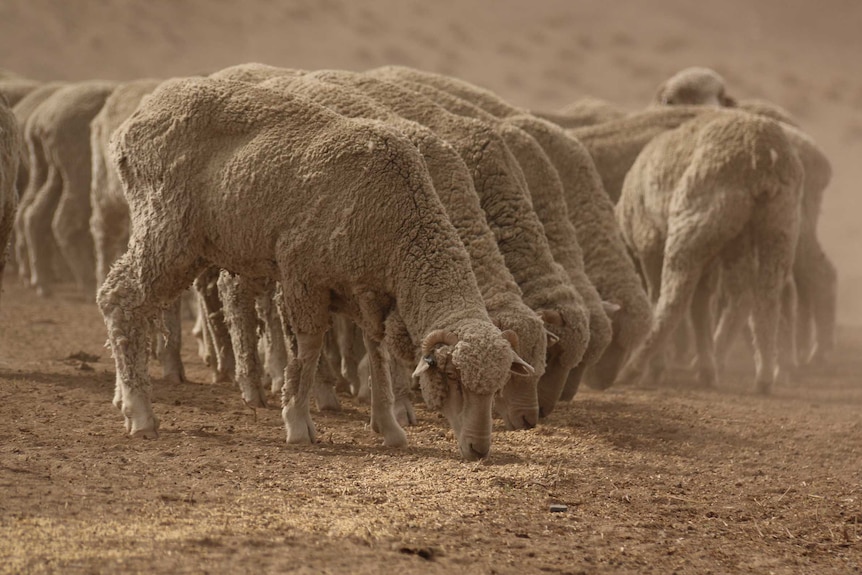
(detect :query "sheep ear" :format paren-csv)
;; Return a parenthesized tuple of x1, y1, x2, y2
(539, 309, 563, 326)
(602, 301, 622, 318)
(545, 328, 560, 347)
(510, 354, 535, 376)
(421, 329, 458, 354)
(500, 329, 520, 352)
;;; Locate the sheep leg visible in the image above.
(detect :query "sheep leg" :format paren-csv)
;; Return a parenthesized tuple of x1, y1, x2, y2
(51, 168, 97, 298)
(804, 247, 837, 366)
(336, 316, 363, 396)
(191, 290, 212, 365)
(23, 163, 63, 297)
(363, 334, 408, 447)
(98, 246, 203, 438)
(254, 288, 288, 393)
(336, 315, 369, 402)
(777, 277, 799, 383)
(618, 196, 747, 386)
(690, 270, 717, 387)
(91, 203, 130, 288)
(750, 194, 799, 394)
(315, 328, 348, 404)
(194, 267, 235, 383)
(712, 231, 755, 374)
(156, 298, 186, 384)
(282, 331, 324, 445)
(218, 271, 268, 408)
(390, 356, 417, 427)
(624, 245, 668, 386)
(313, 330, 342, 411)
(15, 138, 48, 284)
(794, 278, 814, 366)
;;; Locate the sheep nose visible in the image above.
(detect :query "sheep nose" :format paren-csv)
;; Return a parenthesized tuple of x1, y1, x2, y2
(468, 443, 490, 460)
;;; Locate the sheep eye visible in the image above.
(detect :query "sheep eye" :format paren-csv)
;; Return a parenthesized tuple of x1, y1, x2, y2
(423, 353, 436, 368)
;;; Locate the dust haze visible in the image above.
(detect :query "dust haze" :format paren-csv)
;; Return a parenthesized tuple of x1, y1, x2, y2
(3, 0, 860, 322)
(1, 2, 860, 574)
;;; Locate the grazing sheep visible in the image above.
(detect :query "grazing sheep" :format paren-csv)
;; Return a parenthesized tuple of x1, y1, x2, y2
(651, 68, 837, 366)
(366, 70, 608, 410)
(100, 76, 532, 460)
(21, 80, 116, 297)
(569, 106, 809, 374)
(208, 66, 548, 429)
(367, 66, 652, 399)
(0, 96, 21, 305)
(303, 69, 590, 417)
(615, 111, 803, 392)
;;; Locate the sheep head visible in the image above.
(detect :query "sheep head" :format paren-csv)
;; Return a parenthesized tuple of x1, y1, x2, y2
(412, 324, 534, 460)
(490, 310, 546, 431)
(655, 67, 736, 107)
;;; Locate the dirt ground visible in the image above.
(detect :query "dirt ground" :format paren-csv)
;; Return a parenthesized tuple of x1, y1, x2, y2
(1, 282, 860, 574)
(1, 1, 861, 573)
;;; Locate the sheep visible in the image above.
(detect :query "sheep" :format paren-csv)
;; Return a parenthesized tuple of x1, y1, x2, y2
(615, 111, 803, 392)
(569, 106, 824, 377)
(650, 68, 837, 366)
(365, 70, 609, 410)
(21, 80, 116, 297)
(10, 83, 65, 284)
(99, 76, 533, 459)
(366, 66, 652, 399)
(301, 69, 591, 417)
(0, 95, 21, 306)
(207, 66, 548, 429)
(83, 78, 190, 384)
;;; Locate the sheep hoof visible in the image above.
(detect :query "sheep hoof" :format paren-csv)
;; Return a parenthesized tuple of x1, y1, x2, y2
(162, 370, 185, 385)
(270, 377, 284, 395)
(130, 426, 159, 439)
(35, 284, 53, 298)
(382, 425, 408, 448)
(314, 385, 341, 412)
(237, 378, 267, 408)
(394, 398, 416, 427)
(126, 414, 160, 439)
(243, 395, 267, 409)
(755, 380, 772, 395)
(697, 368, 717, 388)
(212, 369, 234, 384)
(283, 404, 316, 444)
